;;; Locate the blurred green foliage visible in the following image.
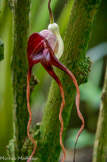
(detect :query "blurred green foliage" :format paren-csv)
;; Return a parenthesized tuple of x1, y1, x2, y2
(0, 0, 107, 158)
(66, 129, 95, 149)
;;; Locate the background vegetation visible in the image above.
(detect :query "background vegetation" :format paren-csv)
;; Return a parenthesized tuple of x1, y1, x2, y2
(0, 0, 107, 161)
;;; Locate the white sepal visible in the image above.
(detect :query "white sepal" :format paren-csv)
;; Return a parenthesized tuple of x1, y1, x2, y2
(48, 23, 64, 59)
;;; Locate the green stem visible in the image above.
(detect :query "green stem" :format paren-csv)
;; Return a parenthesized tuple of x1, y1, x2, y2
(12, 0, 30, 160)
(48, 0, 54, 24)
(34, 0, 101, 161)
(92, 59, 107, 162)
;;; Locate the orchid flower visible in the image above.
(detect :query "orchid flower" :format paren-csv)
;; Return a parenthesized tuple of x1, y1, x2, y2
(26, 1, 84, 162)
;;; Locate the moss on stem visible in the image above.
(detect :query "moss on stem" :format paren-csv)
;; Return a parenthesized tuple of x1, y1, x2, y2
(11, 0, 30, 160)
